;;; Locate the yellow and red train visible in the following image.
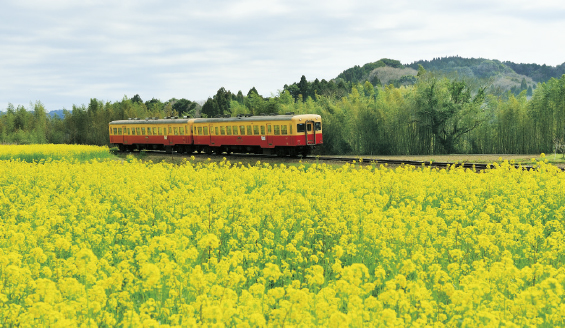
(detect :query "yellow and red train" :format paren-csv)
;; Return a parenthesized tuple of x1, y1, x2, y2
(109, 114, 323, 156)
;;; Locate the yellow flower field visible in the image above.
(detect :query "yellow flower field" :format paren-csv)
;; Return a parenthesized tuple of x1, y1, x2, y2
(0, 144, 113, 162)
(1, 148, 565, 327)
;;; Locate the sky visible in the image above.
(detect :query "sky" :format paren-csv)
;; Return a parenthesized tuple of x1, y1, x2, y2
(1, 0, 565, 112)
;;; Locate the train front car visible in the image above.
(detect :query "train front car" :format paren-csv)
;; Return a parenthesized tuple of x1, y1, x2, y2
(289, 114, 323, 156)
(192, 113, 322, 156)
(109, 117, 195, 153)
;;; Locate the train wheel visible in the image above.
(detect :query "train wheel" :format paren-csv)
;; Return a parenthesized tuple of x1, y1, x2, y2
(205, 147, 213, 155)
(289, 148, 298, 157)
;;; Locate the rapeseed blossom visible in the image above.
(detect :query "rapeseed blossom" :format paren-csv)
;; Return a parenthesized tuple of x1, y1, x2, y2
(0, 146, 565, 326)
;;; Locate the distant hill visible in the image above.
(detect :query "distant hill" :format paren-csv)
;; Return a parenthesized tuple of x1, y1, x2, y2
(335, 58, 413, 87)
(335, 56, 565, 95)
(407, 56, 565, 83)
(502, 61, 565, 82)
(49, 110, 65, 119)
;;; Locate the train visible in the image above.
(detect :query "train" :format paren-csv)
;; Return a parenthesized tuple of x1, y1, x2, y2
(109, 113, 323, 156)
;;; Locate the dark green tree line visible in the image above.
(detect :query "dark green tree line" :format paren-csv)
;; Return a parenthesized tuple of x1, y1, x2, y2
(2, 74, 565, 156)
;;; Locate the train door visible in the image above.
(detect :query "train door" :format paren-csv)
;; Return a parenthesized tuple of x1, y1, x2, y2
(167, 125, 173, 145)
(206, 124, 211, 145)
(122, 126, 128, 144)
(305, 121, 315, 145)
(181, 125, 188, 144)
(266, 124, 273, 147)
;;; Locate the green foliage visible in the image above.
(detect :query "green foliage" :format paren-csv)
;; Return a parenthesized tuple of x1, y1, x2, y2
(2, 63, 564, 157)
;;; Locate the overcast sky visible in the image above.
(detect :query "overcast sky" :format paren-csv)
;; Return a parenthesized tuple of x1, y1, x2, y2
(1, 0, 564, 111)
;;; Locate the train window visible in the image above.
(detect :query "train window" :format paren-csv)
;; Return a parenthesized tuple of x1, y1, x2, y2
(220, 126, 225, 135)
(240, 126, 245, 135)
(226, 126, 232, 135)
(137, 128, 141, 135)
(147, 128, 152, 135)
(215, 127, 218, 135)
(267, 125, 272, 134)
(198, 127, 203, 135)
(203, 127, 208, 136)
(253, 126, 259, 135)
(180, 127, 185, 135)
(274, 125, 280, 135)
(113, 128, 117, 135)
(169, 127, 172, 135)
(246, 126, 252, 135)
(307, 124, 312, 132)
(233, 126, 238, 135)
(141, 127, 146, 135)
(260, 126, 265, 135)
(315, 122, 321, 131)
(174, 127, 179, 135)
(117, 128, 121, 135)
(290, 125, 293, 134)
(156, 127, 160, 135)
(281, 125, 287, 135)
(297, 123, 305, 133)
(153, 127, 157, 135)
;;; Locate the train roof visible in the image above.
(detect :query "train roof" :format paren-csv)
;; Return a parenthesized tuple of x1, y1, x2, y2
(194, 114, 320, 124)
(109, 114, 321, 125)
(109, 118, 191, 125)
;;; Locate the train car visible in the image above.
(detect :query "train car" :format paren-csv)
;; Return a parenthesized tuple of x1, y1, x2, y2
(109, 113, 322, 156)
(192, 114, 322, 156)
(109, 117, 195, 153)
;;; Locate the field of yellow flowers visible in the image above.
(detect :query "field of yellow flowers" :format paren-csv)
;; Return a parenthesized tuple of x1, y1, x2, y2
(1, 146, 565, 327)
(0, 144, 114, 162)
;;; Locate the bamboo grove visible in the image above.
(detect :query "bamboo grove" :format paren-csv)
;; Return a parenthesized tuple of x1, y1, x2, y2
(1, 72, 564, 156)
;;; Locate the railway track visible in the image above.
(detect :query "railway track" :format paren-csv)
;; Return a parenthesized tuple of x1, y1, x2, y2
(308, 155, 565, 172)
(311, 156, 497, 170)
(124, 150, 563, 171)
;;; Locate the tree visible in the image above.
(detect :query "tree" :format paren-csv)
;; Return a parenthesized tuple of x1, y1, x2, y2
(245, 90, 266, 115)
(247, 87, 258, 97)
(298, 75, 309, 102)
(236, 91, 244, 104)
(214, 87, 232, 115)
(201, 98, 218, 118)
(520, 78, 527, 91)
(172, 98, 197, 117)
(131, 94, 143, 104)
(414, 78, 486, 153)
(145, 98, 163, 112)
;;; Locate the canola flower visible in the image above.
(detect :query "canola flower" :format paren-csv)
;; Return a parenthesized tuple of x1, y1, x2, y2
(0, 144, 113, 162)
(1, 151, 565, 327)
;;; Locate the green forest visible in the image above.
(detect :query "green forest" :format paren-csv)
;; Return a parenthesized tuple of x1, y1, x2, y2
(2, 57, 565, 156)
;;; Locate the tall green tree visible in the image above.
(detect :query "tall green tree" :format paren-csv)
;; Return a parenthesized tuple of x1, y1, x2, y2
(414, 77, 486, 153)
